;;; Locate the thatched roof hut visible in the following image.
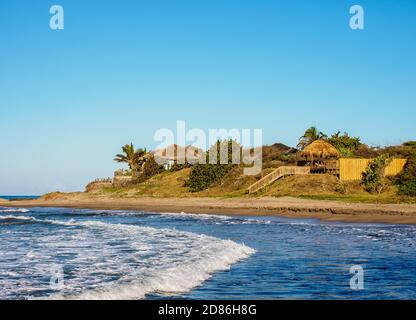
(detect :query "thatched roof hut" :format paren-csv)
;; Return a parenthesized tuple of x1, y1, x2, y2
(299, 140, 340, 160)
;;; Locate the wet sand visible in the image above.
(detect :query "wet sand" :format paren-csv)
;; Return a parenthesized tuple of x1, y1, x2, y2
(2, 194, 416, 224)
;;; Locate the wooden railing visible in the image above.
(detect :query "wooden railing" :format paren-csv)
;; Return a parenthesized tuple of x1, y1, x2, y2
(247, 166, 310, 194)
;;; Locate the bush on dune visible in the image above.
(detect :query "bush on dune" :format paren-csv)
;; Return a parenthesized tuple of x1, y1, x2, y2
(396, 153, 416, 196)
(361, 154, 392, 194)
(186, 140, 240, 192)
(186, 163, 234, 192)
(134, 155, 164, 183)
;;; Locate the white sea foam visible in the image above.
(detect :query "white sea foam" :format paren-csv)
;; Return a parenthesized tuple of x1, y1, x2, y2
(0, 215, 255, 300)
(152, 211, 272, 225)
(46, 219, 254, 300)
(0, 207, 30, 213)
(51, 239, 253, 300)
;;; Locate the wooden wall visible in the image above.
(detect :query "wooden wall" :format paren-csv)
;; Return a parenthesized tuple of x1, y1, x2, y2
(339, 158, 407, 181)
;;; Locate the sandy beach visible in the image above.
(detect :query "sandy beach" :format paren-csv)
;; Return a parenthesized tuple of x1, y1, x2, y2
(2, 194, 416, 224)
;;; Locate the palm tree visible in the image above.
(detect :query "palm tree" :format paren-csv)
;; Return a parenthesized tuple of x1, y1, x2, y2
(114, 143, 146, 175)
(297, 126, 327, 150)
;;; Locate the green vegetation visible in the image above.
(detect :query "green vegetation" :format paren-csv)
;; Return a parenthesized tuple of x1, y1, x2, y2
(105, 127, 415, 203)
(136, 155, 164, 183)
(114, 143, 146, 176)
(403, 141, 416, 147)
(170, 162, 190, 172)
(396, 153, 416, 196)
(186, 164, 230, 192)
(297, 127, 362, 156)
(297, 126, 327, 149)
(299, 194, 416, 204)
(361, 154, 392, 194)
(327, 131, 361, 156)
(186, 140, 240, 192)
(335, 181, 347, 194)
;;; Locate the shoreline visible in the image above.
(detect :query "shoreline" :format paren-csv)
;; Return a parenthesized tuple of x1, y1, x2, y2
(2, 195, 416, 224)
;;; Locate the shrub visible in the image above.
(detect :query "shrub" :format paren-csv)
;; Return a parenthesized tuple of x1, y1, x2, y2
(403, 141, 416, 148)
(186, 140, 240, 192)
(133, 156, 164, 183)
(381, 145, 416, 158)
(186, 163, 233, 192)
(361, 154, 392, 194)
(142, 156, 164, 178)
(170, 162, 190, 172)
(335, 181, 347, 194)
(396, 154, 416, 196)
(354, 144, 381, 158)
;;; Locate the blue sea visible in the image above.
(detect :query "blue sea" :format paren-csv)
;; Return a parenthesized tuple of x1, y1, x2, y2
(1, 196, 40, 200)
(0, 205, 415, 300)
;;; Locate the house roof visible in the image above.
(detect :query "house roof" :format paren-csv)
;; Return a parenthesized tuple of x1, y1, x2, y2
(152, 144, 203, 162)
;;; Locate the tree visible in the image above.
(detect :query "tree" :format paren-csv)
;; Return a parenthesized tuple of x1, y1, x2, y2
(297, 127, 327, 150)
(133, 155, 164, 183)
(114, 143, 146, 176)
(361, 154, 392, 194)
(327, 131, 361, 156)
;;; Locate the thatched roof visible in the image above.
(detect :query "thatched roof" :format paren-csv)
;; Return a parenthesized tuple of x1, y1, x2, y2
(152, 144, 203, 162)
(299, 140, 340, 159)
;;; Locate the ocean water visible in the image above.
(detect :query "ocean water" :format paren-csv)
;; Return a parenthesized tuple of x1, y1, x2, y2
(0, 206, 415, 300)
(0, 195, 40, 200)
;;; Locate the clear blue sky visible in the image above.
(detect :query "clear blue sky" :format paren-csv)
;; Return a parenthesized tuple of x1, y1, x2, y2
(0, 0, 415, 195)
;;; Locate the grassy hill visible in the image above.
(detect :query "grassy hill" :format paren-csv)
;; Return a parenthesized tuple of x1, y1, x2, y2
(85, 165, 415, 204)
(85, 138, 416, 204)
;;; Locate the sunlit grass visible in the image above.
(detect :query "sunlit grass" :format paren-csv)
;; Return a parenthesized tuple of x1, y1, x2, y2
(298, 194, 416, 204)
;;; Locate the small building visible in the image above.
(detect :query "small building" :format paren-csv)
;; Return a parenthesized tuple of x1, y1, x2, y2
(298, 140, 340, 174)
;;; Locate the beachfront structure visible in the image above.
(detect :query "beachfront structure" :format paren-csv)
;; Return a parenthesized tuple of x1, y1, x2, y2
(247, 140, 407, 193)
(297, 140, 406, 180)
(153, 144, 203, 170)
(298, 140, 340, 174)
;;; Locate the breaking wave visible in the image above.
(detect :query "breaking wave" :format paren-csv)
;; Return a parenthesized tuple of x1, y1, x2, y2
(39, 209, 272, 225)
(0, 207, 30, 213)
(0, 214, 255, 300)
(0, 215, 36, 225)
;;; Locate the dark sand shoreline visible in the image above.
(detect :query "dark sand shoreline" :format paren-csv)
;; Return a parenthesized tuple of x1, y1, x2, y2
(2, 195, 416, 224)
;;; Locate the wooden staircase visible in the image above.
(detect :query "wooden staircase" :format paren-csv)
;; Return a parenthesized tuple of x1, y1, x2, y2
(247, 166, 310, 194)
